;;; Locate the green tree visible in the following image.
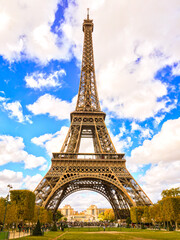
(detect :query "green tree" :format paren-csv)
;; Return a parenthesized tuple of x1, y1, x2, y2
(161, 187, 180, 198)
(126, 217, 131, 227)
(162, 197, 180, 230)
(98, 212, 105, 221)
(6, 202, 18, 225)
(142, 206, 151, 223)
(150, 203, 163, 224)
(130, 206, 144, 224)
(103, 209, 115, 222)
(0, 198, 6, 224)
(10, 190, 35, 221)
(55, 210, 63, 222)
(33, 219, 43, 236)
(33, 206, 53, 224)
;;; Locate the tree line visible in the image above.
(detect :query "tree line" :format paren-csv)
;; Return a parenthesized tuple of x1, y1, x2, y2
(0, 187, 179, 231)
(130, 187, 180, 230)
(0, 190, 55, 230)
(97, 187, 180, 230)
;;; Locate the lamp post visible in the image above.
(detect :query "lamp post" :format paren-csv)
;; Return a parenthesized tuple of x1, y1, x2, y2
(2, 184, 13, 231)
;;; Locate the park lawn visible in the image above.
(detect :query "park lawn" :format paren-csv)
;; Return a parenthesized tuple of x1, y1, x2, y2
(58, 231, 180, 240)
(65, 227, 151, 232)
(14, 229, 180, 240)
(57, 232, 129, 240)
(15, 231, 64, 240)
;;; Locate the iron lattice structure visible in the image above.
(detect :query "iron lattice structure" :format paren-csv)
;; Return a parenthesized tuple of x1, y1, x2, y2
(35, 12, 152, 219)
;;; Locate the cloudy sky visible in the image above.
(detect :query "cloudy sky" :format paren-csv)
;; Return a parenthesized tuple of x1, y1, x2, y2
(0, 0, 180, 212)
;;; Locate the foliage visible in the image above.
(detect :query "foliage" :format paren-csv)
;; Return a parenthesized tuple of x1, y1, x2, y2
(162, 196, 180, 229)
(32, 219, 43, 236)
(98, 209, 115, 222)
(0, 196, 18, 226)
(142, 206, 151, 223)
(126, 217, 131, 227)
(149, 203, 163, 223)
(51, 222, 57, 231)
(98, 212, 105, 221)
(130, 206, 144, 223)
(10, 190, 35, 221)
(6, 202, 18, 224)
(161, 187, 180, 198)
(55, 210, 63, 222)
(33, 206, 53, 224)
(0, 198, 5, 224)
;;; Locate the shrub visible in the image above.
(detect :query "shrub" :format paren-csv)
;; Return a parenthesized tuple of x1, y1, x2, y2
(51, 222, 57, 231)
(32, 220, 43, 236)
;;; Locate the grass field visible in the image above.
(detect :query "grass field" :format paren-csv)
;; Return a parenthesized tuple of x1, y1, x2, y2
(15, 228, 180, 240)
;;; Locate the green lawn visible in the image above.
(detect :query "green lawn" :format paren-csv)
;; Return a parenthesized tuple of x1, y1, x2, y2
(14, 228, 180, 240)
(58, 231, 180, 240)
(15, 231, 64, 240)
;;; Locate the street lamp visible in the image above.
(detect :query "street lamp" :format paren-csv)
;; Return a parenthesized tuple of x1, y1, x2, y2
(2, 184, 13, 231)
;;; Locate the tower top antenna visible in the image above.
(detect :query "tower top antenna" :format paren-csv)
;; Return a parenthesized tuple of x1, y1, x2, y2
(87, 8, 89, 20)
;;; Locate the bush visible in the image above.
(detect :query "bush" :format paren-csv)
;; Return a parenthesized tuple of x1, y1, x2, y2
(168, 224, 174, 231)
(126, 216, 131, 228)
(51, 223, 57, 231)
(32, 220, 43, 236)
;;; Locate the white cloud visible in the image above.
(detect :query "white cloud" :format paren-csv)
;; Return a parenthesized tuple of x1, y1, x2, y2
(131, 122, 153, 139)
(0, 135, 47, 169)
(2, 100, 32, 123)
(110, 130, 132, 153)
(0, 0, 179, 119)
(0, 96, 6, 102)
(31, 127, 69, 156)
(118, 122, 127, 138)
(0, 169, 23, 196)
(0, 0, 73, 63)
(153, 115, 165, 127)
(27, 94, 76, 120)
(0, 170, 43, 197)
(127, 117, 180, 201)
(23, 174, 43, 191)
(172, 62, 180, 76)
(25, 69, 66, 90)
(60, 190, 111, 212)
(140, 161, 180, 203)
(129, 117, 180, 165)
(59, 0, 180, 121)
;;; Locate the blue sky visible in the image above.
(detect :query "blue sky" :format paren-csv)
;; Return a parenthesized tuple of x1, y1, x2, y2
(0, 0, 180, 211)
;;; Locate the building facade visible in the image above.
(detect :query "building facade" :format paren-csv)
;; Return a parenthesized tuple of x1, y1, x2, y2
(59, 205, 107, 222)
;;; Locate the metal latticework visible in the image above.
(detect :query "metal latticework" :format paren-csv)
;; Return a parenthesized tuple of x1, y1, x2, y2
(34, 11, 152, 219)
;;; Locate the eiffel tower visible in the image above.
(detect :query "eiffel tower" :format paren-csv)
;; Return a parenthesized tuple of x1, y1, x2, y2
(35, 10, 152, 219)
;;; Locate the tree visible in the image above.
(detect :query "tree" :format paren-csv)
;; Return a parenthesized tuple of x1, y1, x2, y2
(0, 198, 6, 224)
(6, 202, 18, 225)
(126, 217, 131, 227)
(142, 206, 151, 223)
(161, 187, 180, 198)
(55, 210, 63, 222)
(10, 190, 35, 222)
(149, 203, 164, 224)
(98, 212, 105, 221)
(33, 206, 53, 224)
(162, 197, 180, 230)
(103, 209, 115, 222)
(130, 207, 144, 224)
(32, 219, 43, 236)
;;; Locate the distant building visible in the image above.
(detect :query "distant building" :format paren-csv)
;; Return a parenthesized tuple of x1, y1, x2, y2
(59, 204, 107, 222)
